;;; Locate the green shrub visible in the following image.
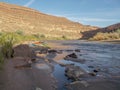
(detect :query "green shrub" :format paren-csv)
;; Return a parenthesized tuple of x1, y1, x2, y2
(33, 33, 45, 39)
(15, 30, 24, 35)
(40, 34, 46, 38)
(0, 32, 17, 69)
(0, 33, 17, 58)
(33, 34, 40, 39)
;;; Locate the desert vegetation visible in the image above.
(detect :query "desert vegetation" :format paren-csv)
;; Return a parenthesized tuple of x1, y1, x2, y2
(0, 32, 16, 69)
(0, 30, 70, 68)
(0, 2, 98, 41)
(0, 31, 36, 68)
(90, 29, 120, 41)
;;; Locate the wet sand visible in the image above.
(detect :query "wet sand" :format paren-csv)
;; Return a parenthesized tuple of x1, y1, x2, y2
(0, 44, 57, 90)
(0, 58, 56, 90)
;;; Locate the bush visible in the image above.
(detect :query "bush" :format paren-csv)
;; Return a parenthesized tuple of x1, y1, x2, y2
(33, 34, 40, 39)
(0, 33, 17, 69)
(15, 30, 24, 35)
(40, 34, 45, 38)
(0, 33, 17, 58)
(62, 35, 67, 39)
(90, 29, 120, 41)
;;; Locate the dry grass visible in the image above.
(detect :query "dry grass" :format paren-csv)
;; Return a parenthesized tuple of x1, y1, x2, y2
(0, 2, 98, 40)
(90, 29, 120, 40)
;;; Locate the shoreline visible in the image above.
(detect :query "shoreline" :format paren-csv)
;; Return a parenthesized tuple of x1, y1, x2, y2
(0, 40, 120, 90)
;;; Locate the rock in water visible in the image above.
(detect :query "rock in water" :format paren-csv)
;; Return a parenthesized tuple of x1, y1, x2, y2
(65, 64, 85, 80)
(75, 49, 81, 52)
(65, 53, 78, 59)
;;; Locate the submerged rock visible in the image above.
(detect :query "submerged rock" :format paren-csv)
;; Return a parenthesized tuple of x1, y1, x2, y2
(75, 49, 81, 52)
(93, 69, 99, 73)
(65, 64, 85, 81)
(88, 66, 94, 68)
(93, 67, 101, 72)
(88, 67, 100, 76)
(48, 49, 63, 54)
(64, 53, 78, 59)
(89, 72, 97, 76)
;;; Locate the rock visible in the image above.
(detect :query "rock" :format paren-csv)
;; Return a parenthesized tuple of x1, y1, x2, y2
(65, 53, 77, 59)
(75, 49, 81, 52)
(65, 50, 73, 52)
(70, 81, 89, 87)
(39, 49, 48, 54)
(13, 44, 32, 58)
(57, 50, 63, 54)
(93, 69, 99, 72)
(35, 47, 48, 54)
(31, 58, 36, 62)
(94, 67, 101, 72)
(60, 63, 74, 67)
(89, 72, 97, 76)
(48, 50, 57, 53)
(65, 64, 85, 80)
(79, 54, 82, 56)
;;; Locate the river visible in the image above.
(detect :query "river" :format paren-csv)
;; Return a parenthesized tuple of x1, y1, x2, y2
(47, 40, 120, 90)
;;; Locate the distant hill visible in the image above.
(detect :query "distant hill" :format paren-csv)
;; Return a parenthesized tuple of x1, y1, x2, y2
(0, 2, 98, 39)
(81, 23, 120, 39)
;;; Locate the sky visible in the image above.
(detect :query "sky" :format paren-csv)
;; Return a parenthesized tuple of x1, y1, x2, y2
(0, 0, 120, 27)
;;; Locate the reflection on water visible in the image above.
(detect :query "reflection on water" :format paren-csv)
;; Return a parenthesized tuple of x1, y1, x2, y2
(51, 40, 120, 90)
(57, 60, 90, 73)
(53, 60, 90, 90)
(53, 64, 71, 90)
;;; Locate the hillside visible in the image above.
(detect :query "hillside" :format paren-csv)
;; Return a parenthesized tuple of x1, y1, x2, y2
(81, 23, 120, 39)
(0, 2, 97, 39)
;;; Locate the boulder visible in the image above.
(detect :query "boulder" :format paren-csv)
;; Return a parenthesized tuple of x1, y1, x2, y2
(65, 64, 85, 80)
(13, 44, 33, 58)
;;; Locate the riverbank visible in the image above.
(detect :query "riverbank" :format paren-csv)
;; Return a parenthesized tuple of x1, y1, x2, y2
(0, 40, 120, 90)
(0, 44, 57, 90)
(88, 39, 120, 44)
(102, 39, 120, 44)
